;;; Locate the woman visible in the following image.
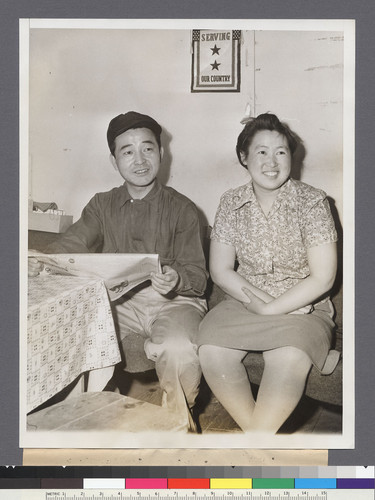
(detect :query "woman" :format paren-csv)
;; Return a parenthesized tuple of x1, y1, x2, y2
(198, 113, 338, 434)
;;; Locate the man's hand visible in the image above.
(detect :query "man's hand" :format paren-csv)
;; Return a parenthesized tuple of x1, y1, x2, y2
(151, 265, 180, 295)
(28, 257, 44, 277)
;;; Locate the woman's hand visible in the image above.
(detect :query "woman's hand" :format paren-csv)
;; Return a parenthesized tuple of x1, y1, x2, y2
(289, 305, 313, 315)
(242, 288, 313, 315)
(241, 287, 269, 314)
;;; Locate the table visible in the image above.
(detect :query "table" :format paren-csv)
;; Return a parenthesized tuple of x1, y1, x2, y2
(27, 275, 121, 413)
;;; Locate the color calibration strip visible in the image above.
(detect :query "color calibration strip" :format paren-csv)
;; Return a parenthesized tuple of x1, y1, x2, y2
(82, 477, 374, 490)
(0, 467, 374, 489)
(0, 478, 373, 491)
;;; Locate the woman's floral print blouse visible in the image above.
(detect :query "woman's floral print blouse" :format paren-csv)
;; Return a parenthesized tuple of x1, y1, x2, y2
(211, 178, 338, 301)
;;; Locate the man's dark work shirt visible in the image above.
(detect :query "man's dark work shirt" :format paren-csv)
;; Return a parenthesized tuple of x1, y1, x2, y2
(46, 180, 208, 297)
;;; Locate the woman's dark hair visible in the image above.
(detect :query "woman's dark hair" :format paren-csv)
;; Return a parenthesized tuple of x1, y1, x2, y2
(236, 113, 298, 168)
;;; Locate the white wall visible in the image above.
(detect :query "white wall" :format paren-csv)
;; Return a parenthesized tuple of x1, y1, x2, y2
(29, 29, 343, 227)
(254, 31, 343, 219)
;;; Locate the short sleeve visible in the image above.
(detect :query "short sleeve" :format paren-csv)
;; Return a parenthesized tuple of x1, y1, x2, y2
(210, 190, 238, 246)
(303, 196, 338, 248)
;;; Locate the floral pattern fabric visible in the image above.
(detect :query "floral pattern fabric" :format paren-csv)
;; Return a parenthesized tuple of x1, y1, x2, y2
(211, 178, 338, 300)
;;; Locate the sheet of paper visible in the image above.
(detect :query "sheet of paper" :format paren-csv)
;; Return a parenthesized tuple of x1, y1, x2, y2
(28, 252, 161, 300)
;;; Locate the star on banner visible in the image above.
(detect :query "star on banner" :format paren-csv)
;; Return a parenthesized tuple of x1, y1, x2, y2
(211, 60, 221, 71)
(210, 44, 220, 55)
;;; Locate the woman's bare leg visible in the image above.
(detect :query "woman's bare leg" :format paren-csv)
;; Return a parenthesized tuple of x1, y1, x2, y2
(199, 344, 255, 430)
(249, 346, 312, 433)
(200, 344, 311, 434)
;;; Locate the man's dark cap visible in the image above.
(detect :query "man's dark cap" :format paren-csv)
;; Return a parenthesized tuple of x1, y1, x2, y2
(107, 111, 162, 154)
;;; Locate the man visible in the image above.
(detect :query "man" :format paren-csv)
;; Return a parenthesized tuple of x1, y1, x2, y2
(29, 111, 208, 431)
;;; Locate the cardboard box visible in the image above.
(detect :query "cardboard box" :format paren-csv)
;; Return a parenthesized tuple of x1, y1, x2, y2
(28, 212, 73, 233)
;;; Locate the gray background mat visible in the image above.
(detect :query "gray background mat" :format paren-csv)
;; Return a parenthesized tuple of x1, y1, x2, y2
(1, 0, 374, 465)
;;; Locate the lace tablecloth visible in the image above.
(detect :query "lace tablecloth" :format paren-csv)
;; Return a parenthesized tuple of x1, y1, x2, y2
(27, 275, 121, 412)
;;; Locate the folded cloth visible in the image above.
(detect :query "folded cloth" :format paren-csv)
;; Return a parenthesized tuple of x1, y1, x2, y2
(33, 201, 58, 212)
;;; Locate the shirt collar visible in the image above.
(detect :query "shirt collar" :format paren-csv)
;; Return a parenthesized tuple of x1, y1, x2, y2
(120, 178, 161, 207)
(232, 182, 258, 210)
(232, 178, 294, 211)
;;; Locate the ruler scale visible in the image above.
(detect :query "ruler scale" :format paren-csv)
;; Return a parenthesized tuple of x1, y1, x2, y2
(0, 490, 371, 500)
(19, 494, 350, 499)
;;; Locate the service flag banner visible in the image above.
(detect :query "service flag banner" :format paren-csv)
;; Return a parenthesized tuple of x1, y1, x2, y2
(191, 29, 241, 92)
